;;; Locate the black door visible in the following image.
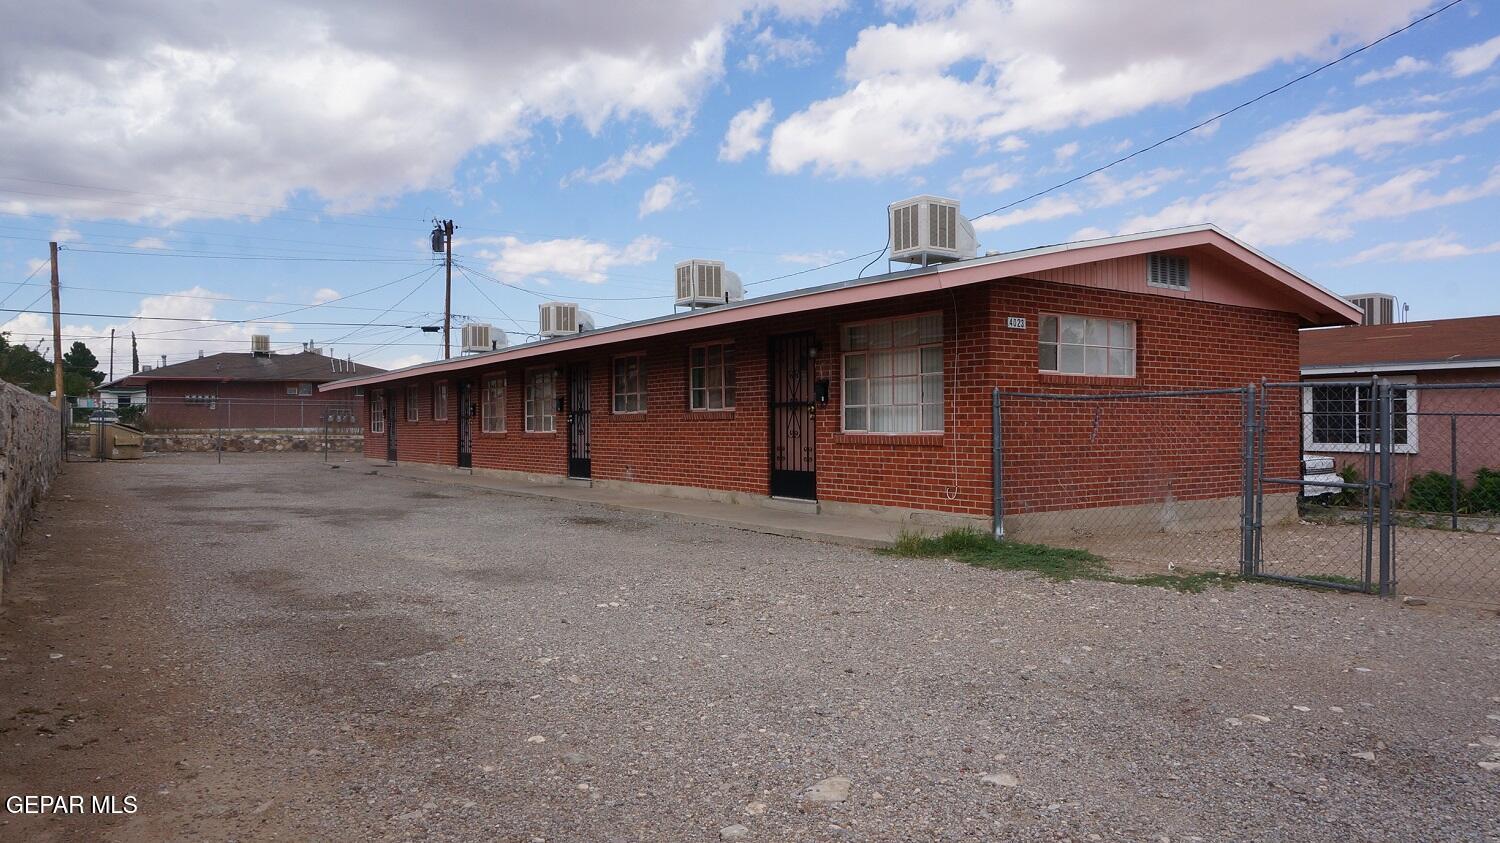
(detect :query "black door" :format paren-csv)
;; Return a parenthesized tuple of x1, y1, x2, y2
(385, 391, 398, 462)
(770, 332, 817, 499)
(567, 363, 591, 478)
(456, 380, 473, 469)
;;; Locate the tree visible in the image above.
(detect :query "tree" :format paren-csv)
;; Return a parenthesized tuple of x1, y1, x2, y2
(62, 341, 104, 387)
(131, 331, 139, 374)
(0, 332, 54, 396)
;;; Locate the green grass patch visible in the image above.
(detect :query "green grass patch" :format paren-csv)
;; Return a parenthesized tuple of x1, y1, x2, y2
(1266, 572, 1377, 594)
(883, 528, 1235, 594)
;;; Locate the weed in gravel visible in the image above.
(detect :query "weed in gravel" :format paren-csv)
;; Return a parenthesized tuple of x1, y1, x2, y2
(884, 528, 1236, 593)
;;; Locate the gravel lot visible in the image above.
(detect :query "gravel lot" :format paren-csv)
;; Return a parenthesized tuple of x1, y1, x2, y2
(3, 453, 1499, 841)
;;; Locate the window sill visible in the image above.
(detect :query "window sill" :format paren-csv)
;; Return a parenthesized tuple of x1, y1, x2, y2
(522, 430, 558, 437)
(610, 412, 648, 421)
(1037, 373, 1142, 388)
(834, 433, 944, 447)
(477, 430, 507, 438)
(685, 410, 736, 420)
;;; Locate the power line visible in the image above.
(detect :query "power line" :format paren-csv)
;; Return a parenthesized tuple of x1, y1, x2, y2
(0, 257, 49, 307)
(0, 331, 453, 348)
(969, 0, 1470, 224)
(1, 307, 432, 328)
(3, 279, 466, 318)
(58, 244, 431, 263)
(745, 249, 886, 287)
(456, 266, 527, 332)
(325, 270, 437, 346)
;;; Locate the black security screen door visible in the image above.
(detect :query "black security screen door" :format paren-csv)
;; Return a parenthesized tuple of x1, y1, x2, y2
(770, 332, 817, 499)
(567, 363, 591, 478)
(456, 380, 473, 469)
(385, 391, 398, 462)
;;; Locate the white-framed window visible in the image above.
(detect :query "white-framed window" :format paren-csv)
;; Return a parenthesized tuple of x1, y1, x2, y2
(405, 384, 419, 422)
(299, 382, 314, 396)
(286, 384, 298, 395)
(482, 376, 504, 433)
(612, 355, 646, 414)
(841, 312, 944, 434)
(433, 381, 449, 421)
(1303, 380, 1417, 453)
(1147, 253, 1189, 290)
(1039, 314, 1136, 377)
(370, 390, 385, 433)
(689, 343, 735, 410)
(525, 369, 555, 433)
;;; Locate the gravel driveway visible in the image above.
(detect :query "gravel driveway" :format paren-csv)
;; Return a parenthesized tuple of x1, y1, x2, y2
(3, 454, 1498, 841)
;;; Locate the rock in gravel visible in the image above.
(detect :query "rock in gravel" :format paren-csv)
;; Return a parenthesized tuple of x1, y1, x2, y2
(744, 801, 768, 815)
(1351, 751, 1376, 761)
(526, 735, 546, 743)
(1401, 596, 1427, 606)
(1245, 714, 1271, 723)
(720, 823, 751, 840)
(804, 776, 852, 803)
(981, 772, 1020, 788)
(1478, 762, 1500, 772)
(1478, 736, 1500, 748)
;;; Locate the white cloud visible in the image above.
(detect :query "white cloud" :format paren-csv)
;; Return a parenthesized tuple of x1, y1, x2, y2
(466, 234, 663, 284)
(1121, 165, 1359, 246)
(719, 99, 775, 162)
(779, 249, 847, 264)
(0, 2, 837, 222)
(953, 163, 1019, 195)
(1354, 55, 1431, 85)
(1053, 141, 1079, 164)
(129, 236, 169, 249)
(1228, 106, 1445, 178)
(769, 0, 1433, 177)
(51, 227, 81, 243)
(740, 27, 818, 72)
(972, 167, 1180, 231)
(562, 134, 684, 186)
(311, 287, 341, 304)
(638, 176, 689, 217)
(1340, 234, 1500, 265)
(1448, 34, 1500, 77)
(1346, 164, 1500, 221)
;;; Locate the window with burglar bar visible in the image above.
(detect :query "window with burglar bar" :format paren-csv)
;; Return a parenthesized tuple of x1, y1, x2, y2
(690, 344, 735, 410)
(1039, 314, 1135, 377)
(842, 313, 943, 433)
(433, 382, 448, 421)
(370, 391, 385, 433)
(1303, 382, 1416, 452)
(406, 385, 419, 422)
(613, 355, 646, 414)
(526, 370, 555, 433)
(482, 377, 504, 432)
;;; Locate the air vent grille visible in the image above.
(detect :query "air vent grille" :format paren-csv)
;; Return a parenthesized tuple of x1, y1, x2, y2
(1147, 253, 1189, 290)
(892, 204, 918, 252)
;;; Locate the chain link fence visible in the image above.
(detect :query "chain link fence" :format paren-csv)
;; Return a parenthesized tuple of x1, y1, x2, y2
(994, 387, 1254, 575)
(65, 396, 364, 463)
(994, 380, 1500, 607)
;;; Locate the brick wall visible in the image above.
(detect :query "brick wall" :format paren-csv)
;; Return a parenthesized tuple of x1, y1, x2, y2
(362, 276, 1302, 519)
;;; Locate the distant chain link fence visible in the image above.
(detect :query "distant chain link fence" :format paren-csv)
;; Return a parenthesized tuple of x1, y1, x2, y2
(66, 396, 364, 462)
(994, 380, 1500, 607)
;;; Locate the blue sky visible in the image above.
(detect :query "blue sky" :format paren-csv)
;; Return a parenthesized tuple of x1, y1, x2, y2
(2, 0, 1498, 372)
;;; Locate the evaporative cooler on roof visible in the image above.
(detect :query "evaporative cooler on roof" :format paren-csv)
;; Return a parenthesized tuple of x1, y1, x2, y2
(888, 195, 978, 266)
(674, 259, 743, 309)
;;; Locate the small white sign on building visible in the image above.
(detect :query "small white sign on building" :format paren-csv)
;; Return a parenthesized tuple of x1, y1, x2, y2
(1006, 316, 1027, 329)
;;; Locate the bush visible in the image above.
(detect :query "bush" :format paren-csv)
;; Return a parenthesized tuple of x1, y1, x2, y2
(1467, 468, 1500, 515)
(117, 404, 145, 426)
(1327, 463, 1365, 508)
(1404, 471, 1462, 513)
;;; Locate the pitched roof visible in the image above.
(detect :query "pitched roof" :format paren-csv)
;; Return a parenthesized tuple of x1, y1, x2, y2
(1301, 315, 1500, 373)
(323, 224, 1361, 393)
(113, 351, 384, 386)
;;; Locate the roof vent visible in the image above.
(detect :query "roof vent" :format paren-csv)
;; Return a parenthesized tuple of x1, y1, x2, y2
(1147, 253, 1189, 290)
(674, 259, 743, 309)
(461, 323, 509, 354)
(889, 195, 977, 266)
(538, 302, 594, 338)
(1346, 292, 1398, 326)
(251, 334, 271, 356)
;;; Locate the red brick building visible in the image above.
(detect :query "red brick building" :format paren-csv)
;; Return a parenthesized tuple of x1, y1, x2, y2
(113, 350, 385, 431)
(1301, 314, 1500, 493)
(327, 225, 1357, 529)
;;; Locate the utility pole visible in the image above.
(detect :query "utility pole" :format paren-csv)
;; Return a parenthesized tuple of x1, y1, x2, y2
(109, 328, 115, 382)
(49, 241, 63, 411)
(442, 220, 455, 359)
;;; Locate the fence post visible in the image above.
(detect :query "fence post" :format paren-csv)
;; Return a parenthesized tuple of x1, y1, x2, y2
(991, 387, 1005, 541)
(1377, 379, 1395, 597)
(1450, 413, 1459, 531)
(1240, 384, 1256, 576)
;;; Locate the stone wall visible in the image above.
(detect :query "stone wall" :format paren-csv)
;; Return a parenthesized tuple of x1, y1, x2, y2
(2, 379, 62, 602)
(145, 432, 364, 453)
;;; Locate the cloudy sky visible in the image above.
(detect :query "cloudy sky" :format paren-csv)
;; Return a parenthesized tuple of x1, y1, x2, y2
(2, 0, 1498, 372)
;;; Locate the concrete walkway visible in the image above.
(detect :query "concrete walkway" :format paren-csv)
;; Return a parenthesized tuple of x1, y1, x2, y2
(352, 461, 910, 548)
